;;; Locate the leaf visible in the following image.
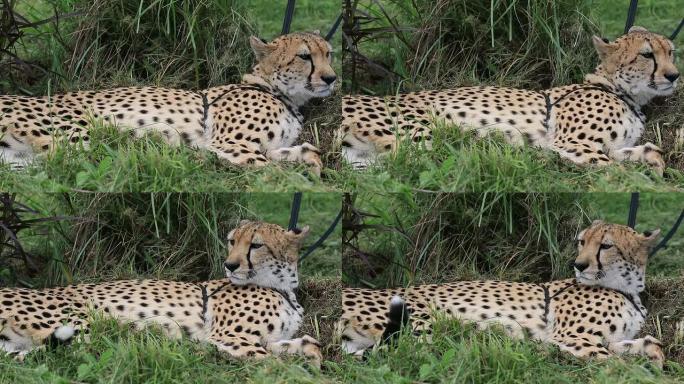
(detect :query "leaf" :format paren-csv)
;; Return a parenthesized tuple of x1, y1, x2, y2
(418, 363, 433, 380)
(75, 171, 90, 187)
(76, 363, 91, 380)
(441, 348, 456, 364)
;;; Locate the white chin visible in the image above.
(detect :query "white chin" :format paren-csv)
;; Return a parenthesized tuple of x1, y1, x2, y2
(312, 87, 332, 97)
(575, 274, 597, 285)
(228, 275, 249, 285)
(658, 86, 675, 95)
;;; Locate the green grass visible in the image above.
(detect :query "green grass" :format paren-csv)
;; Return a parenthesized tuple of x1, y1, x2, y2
(1, 119, 681, 193)
(0, 126, 339, 193)
(328, 126, 684, 193)
(330, 317, 683, 383)
(2, 313, 682, 383)
(244, 0, 340, 39)
(0, 318, 329, 384)
(3, 192, 341, 285)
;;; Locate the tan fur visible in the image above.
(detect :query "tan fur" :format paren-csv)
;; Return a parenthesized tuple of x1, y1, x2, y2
(338, 222, 665, 367)
(0, 221, 322, 366)
(0, 32, 336, 175)
(339, 28, 678, 174)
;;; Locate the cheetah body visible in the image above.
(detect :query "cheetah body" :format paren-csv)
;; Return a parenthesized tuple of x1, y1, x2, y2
(339, 27, 678, 173)
(0, 32, 336, 174)
(340, 279, 645, 356)
(339, 221, 665, 366)
(0, 279, 300, 355)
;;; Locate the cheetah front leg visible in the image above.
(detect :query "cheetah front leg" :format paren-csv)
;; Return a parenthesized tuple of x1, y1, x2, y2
(207, 140, 269, 168)
(611, 143, 665, 176)
(550, 334, 613, 361)
(265, 142, 323, 177)
(551, 140, 613, 168)
(207, 333, 322, 368)
(0, 124, 36, 169)
(0, 317, 37, 360)
(265, 334, 323, 368)
(207, 333, 271, 360)
(339, 123, 432, 169)
(607, 335, 665, 368)
(207, 140, 322, 176)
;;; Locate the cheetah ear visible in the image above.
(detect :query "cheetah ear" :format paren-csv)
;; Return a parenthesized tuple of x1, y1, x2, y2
(287, 225, 310, 243)
(641, 229, 660, 245)
(238, 219, 252, 226)
(312, 30, 321, 36)
(250, 35, 276, 61)
(628, 26, 649, 34)
(592, 35, 617, 59)
(591, 219, 604, 226)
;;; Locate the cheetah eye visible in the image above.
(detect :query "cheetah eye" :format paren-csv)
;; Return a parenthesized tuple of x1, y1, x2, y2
(599, 243, 612, 250)
(250, 243, 263, 249)
(578, 240, 585, 246)
(640, 52, 654, 59)
(297, 53, 311, 61)
(228, 239, 235, 246)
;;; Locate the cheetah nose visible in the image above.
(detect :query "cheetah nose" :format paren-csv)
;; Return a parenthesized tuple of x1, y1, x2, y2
(224, 262, 239, 272)
(573, 262, 589, 272)
(665, 73, 680, 83)
(322, 75, 337, 85)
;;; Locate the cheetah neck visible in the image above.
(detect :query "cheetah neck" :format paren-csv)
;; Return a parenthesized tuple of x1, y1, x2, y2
(242, 72, 307, 109)
(584, 70, 650, 108)
(275, 288, 303, 314)
(577, 263, 646, 297)
(242, 73, 304, 121)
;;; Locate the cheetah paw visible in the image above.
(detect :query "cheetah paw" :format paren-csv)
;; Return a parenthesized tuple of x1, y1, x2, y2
(301, 334, 323, 368)
(300, 143, 322, 177)
(643, 336, 665, 369)
(614, 143, 665, 176)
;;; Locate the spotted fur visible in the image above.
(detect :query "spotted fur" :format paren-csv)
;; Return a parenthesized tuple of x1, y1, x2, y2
(0, 221, 322, 366)
(338, 27, 678, 174)
(338, 221, 665, 367)
(0, 32, 336, 175)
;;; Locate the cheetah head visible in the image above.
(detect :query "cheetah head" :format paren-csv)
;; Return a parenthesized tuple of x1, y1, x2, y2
(224, 220, 310, 292)
(573, 220, 660, 294)
(591, 26, 679, 105)
(248, 31, 336, 107)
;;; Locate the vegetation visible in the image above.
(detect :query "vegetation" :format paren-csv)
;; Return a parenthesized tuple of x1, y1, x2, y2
(331, 314, 684, 383)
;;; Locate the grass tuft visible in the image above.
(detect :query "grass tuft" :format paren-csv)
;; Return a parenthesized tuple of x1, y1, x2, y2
(330, 316, 682, 383)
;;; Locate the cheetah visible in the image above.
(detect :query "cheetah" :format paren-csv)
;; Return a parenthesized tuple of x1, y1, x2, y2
(339, 27, 679, 174)
(338, 221, 667, 367)
(0, 32, 336, 175)
(0, 220, 322, 366)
